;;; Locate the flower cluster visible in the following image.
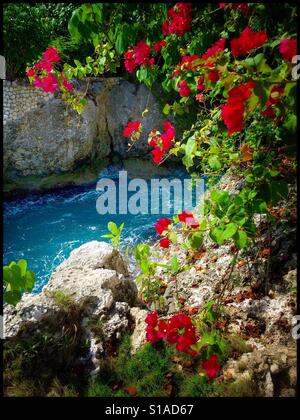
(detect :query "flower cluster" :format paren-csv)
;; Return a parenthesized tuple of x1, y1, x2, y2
(177, 79, 191, 97)
(145, 311, 197, 353)
(123, 120, 142, 140)
(178, 210, 199, 228)
(261, 85, 284, 120)
(279, 39, 297, 62)
(201, 38, 226, 61)
(148, 122, 175, 164)
(155, 217, 172, 236)
(221, 81, 255, 135)
(124, 41, 155, 73)
(230, 26, 267, 57)
(172, 38, 226, 101)
(27, 47, 73, 94)
(219, 3, 251, 15)
(201, 354, 221, 380)
(154, 40, 167, 53)
(162, 3, 193, 37)
(155, 210, 198, 248)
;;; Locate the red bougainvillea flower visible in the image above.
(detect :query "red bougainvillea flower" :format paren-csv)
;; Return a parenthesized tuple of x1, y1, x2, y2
(166, 328, 179, 344)
(163, 121, 174, 132)
(201, 354, 221, 380)
(261, 107, 276, 120)
(261, 86, 284, 120)
(230, 26, 267, 57)
(178, 80, 191, 97)
(167, 313, 197, 352)
(279, 39, 297, 62)
(26, 68, 35, 77)
(178, 210, 199, 228)
(221, 81, 255, 135)
(39, 59, 54, 72)
(157, 320, 169, 339)
(134, 41, 151, 66)
(162, 3, 192, 37)
(208, 70, 220, 82)
(123, 121, 141, 138)
(197, 76, 206, 91)
(43, 74, 59, 93)
(154, 40, 166, 53)
(161, 123, 175, 151)
(220, 3, 250, 14)
(62, 79, 73, 92)
(148, 136, 158, 147)
(160, 238, 171, 249)
(151, 147, 164, 164)
(155, 218, 172, 235)
(43, 47, 61, 63)
(149, 122, 175, 164)
(146, 325, 159, 343)
(201, 38, 226, 60)
(32, 77, 44, 88)
(124, 48, 137, 73)
(145, 311, 158, 326)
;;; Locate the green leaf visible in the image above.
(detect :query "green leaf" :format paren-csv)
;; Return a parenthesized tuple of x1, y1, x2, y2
(208, 156, 222, 171)
(234, 230, 248, 249)
(171, 256, 179, 273)
(162, 103, 171, 115)
(24, 271, 35, 291)
(188, 232, 204, 249)
(108, 221, 118, 235)
(223, 223, 238, 240)
(244, 53, 265, 68)
(4, 291, 22, 306)
(210, 227, 224, 245)
(182, 137, 196, 170)
(17, 259, 27, 277)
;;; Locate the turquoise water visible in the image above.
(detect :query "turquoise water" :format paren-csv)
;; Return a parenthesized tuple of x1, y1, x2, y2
(4, 164, 204, 293)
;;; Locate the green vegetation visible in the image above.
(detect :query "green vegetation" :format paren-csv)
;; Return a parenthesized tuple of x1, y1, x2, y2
(3, 301, 88, 397)
(3, 259, 35, 305)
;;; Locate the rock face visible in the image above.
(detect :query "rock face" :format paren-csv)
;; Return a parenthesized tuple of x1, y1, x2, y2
(4, 241, 138, 373)
(222, 344, 297, 397)
(4, 78, 165, 190)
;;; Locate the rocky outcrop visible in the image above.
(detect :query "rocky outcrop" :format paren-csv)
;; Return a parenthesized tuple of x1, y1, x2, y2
(4, 241, 138, 373)
(222, 344, 297, 397)
(4, 78, 166, 191)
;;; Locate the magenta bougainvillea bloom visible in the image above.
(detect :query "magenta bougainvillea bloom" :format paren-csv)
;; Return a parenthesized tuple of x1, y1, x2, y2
(221, 81, 255, 135)
(145, 311, 197, 353)
(159, 238, 171, 248)
(123, 121, 141, 138)
(279, 39, 297, 62)
(178, 80, 191, 97)
(201, 354, 221, 379)
(178, 210, 199, 228)
(43, 47, 61, 63)
(155, 218, 172, 235)
(230, 26, 267, 57)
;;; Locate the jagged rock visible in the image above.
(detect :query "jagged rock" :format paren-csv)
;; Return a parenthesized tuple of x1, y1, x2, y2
(4, 78, 166, 191)
(222, 343, 297, 397)
(3, 241, 138, 373)
(129, 307, 149, 354)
